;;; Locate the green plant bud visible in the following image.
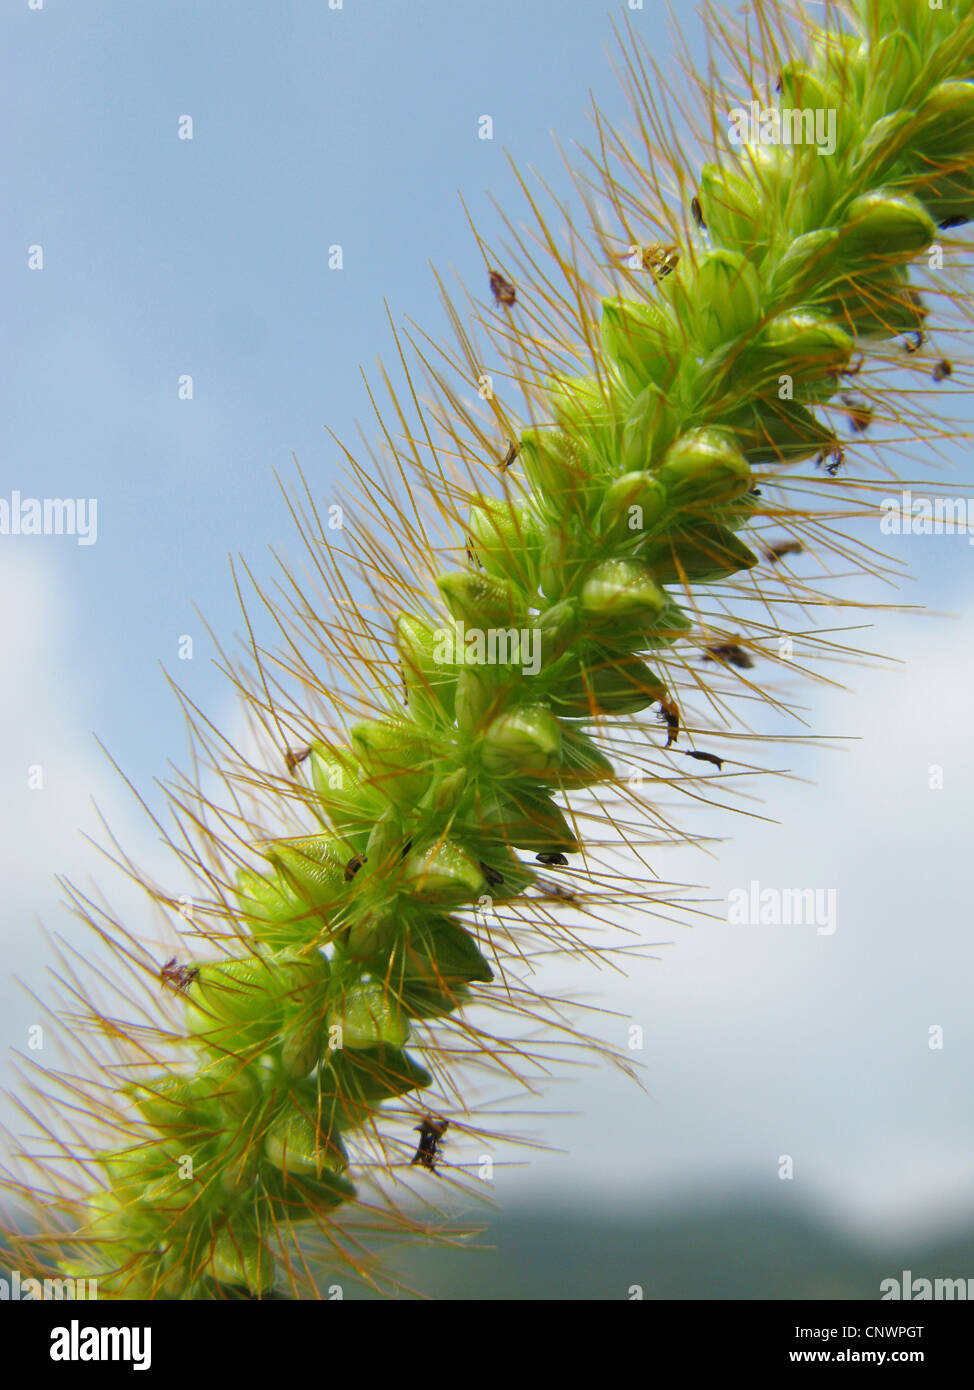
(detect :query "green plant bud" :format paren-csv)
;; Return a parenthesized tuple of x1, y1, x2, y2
(912, 81, 974, 161)
(918, 165, 974, 226)
(454, 661, 504, 730)
(598, 471, 667, 543)
(694, 250, 762, 350)
(810, 29, 868, 97)
(768, 228, 841, 301)
(655, 429, 752, 508)
(546, 373, 618, 437)
(235, 868, 323, 950)
(398, 980, 472, 1020)
(838, 190, 936, 265)
(467, 497, 544, 588)
(309, 743, 385, 841)
(199, 1057, 265, 1121)
(600, 296, 681, 393)
(580, 557, 667, 624)
(436, 570, 520, 629)
(350, 719, 432, 809)
(652, 595, 694, 646)
(822, 265, 926, 340)
(540, 522, 593, 598)
(860, 32, 920, 127)
(481, 704, 563, 776)
(697, 163, 769, 255)
(326, 980, 409, 1048)
(547, 646, 666, 716)
(280, 1013, 323, 1079)
(776, 63, 835, 116)
(390, 914, 494, 985)
(396, 614, 458, 727)
(260, 834, 346, 909)
(209, 1227, 275, 1296)
(402, 839, 489, 903)
(263, 1111, 349, 1177)
(185, 980, 280, 1056)
(640, 522, 760, 584)
(326, 1046, 433, 1105)
(364, 806, 408, 869)
(519, 427, 579, 504)
(849, 110, 915, 185)
(557, 724, 616, 784)
(535, 599, 582, 666)
(728, 399, 834, 464)
(748, 311, 853, 386)
(259, 1160, 356, 1218)
(186, 958, 275, 1026)
(738, 141, 793, 214)
(470, 783, 578, 853)
(619, 382, 680, 473)
(771, 65, 851, 161)
(123, 1074, 221, 1137)
(790, 148, 843, 234)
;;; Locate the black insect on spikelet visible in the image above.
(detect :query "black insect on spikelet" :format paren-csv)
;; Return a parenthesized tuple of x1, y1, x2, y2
(685, 750, 723, 771)
(488, 270, 516, 307)
(703, 642, 754, 670)
(765, 539, 804, 562)
(159, 958, 200, 995)
(411, 1115, 449, 1173)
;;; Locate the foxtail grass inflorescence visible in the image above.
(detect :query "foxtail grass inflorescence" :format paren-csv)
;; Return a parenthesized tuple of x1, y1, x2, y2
(3, 0, 974, 1298)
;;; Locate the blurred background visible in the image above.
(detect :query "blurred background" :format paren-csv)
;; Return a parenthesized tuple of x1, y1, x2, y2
(2, 0, 973, 1298)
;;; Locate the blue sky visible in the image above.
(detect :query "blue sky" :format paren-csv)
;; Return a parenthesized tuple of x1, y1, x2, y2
(3, 0, 974, 1252)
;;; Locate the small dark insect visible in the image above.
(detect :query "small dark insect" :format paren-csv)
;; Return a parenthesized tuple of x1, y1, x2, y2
(657, 698, 680, 748)
(480, 861, 505, 889)
(500, 439, 520, 470)
(685, 750, 723, 771)
(160, 957, 200, 995)
(939, 214, 970, 229)
(400, 663, 409, 707)
(400, 838, 413, 860)
(748, 486, 763, 498)
(344, 854, 366, 882)
(764, 539, 803, 562)
(703, 642, 754, 670)
(815, 445, 845, 477)
(839, 391, 873, 434)
(411, 1115, 449, 1173)
(536, 851, 569, 866)
(488, 270, 516, 307)
(903, 329, 924, 353)
(284, 745, 311, 776)
(691, 195, 706, 230)
(641, 243, 680, 279)
(534, 875, 577, 904)
(933, 358, 953, 383)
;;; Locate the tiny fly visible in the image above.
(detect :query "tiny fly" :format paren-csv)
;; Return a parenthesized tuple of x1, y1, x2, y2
(411, 1115, 449, 1173)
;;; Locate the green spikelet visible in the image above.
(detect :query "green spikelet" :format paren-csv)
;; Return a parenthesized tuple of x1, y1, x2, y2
(3, 0, 973, 1300)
